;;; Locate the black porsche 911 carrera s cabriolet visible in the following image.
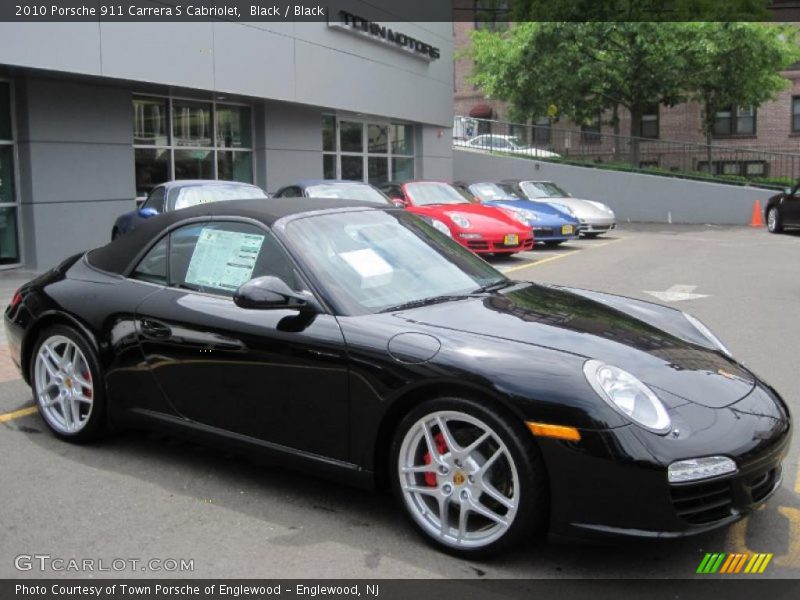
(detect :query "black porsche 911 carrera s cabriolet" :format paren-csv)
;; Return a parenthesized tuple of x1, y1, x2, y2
(3, 198, 791, 557)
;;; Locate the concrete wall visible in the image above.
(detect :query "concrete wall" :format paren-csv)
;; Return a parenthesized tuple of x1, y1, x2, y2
(15, 78, 136, 268)
(454, 149, 774, 225)
(0, 18, 453, 127)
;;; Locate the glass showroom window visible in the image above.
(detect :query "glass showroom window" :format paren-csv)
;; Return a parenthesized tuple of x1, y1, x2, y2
(322, 116, 415, 183)
(0, 80, 20, 266)
(133, 95, 254, 197)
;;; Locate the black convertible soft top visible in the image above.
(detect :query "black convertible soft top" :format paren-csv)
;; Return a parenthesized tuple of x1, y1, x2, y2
(87, 197, 388, 275)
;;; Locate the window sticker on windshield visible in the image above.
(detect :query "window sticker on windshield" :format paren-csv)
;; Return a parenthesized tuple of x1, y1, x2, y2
(185, 228, 265, 292)
(339, 248, 393, 288)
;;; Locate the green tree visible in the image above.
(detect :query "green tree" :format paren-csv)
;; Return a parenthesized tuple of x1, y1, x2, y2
(509, 0, 770, 22)
(469, 22, 692, 164)
(682, 22, 800, 173)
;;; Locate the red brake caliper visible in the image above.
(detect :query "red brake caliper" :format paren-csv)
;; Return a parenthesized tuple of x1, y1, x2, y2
(423, 432, 448, 487)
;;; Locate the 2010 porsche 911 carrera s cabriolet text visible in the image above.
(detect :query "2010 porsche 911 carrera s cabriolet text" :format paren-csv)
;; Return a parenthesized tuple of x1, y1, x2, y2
(3, 198, 791, 557)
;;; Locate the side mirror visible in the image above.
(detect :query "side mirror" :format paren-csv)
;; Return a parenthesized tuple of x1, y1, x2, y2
(234, 276, 318, 312)
(138, 207, 159, 218)
(784, 186, 793, 196)
(391, 197, 407, 208)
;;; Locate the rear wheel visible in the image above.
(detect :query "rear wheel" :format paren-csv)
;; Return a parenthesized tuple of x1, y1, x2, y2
(31, 325, 106, 442)
(767, 207, 783, 233)
(390, 397, 547, 557)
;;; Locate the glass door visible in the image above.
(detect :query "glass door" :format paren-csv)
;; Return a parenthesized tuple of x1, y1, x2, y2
(0, 80, 20, 267)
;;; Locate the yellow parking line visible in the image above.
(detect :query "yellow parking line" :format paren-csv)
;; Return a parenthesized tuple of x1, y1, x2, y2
(0, 405, 38, 424)
(504, 236, 630, 275)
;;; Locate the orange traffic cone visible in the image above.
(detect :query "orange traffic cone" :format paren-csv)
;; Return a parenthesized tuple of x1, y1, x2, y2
(749, 200, 764, 227)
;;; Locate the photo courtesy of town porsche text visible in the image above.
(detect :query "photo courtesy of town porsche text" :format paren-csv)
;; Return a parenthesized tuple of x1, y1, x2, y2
(13, 584, 381, 597)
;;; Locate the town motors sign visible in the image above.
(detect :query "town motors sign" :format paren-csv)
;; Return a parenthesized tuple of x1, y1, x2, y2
(328, 10, 441, 61)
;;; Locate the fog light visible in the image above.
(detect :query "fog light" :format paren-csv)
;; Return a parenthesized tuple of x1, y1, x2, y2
(668, 456, 737, 483)
(458, 233, 483, 239)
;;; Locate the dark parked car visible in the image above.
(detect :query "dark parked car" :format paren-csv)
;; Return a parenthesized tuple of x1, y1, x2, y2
(272, 179, 392, 204)
(5, 198, 790, 557)
(765, 183, 800, 233)
(112, 180, 267, 239)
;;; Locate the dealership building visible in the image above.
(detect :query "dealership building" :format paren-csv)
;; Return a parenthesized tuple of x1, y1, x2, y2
(0, 16, 453, 270)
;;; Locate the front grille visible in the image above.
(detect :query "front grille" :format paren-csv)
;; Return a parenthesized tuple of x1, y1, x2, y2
(466, 240, 490, 251)
(533, 227, 554, 238)
(749, 467, 779, 503)
(592, 224, 611, 231)
(671, 479, 734, 525)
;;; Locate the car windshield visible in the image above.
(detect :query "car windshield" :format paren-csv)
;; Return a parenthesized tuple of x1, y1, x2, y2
(284, 210, 506, 315)
(520, 181, 570, 199)
(406, 182, 471, 206)
(469, 182, 520, 201)
(305, 183, 391, 204)
(171, 184, 266, 210)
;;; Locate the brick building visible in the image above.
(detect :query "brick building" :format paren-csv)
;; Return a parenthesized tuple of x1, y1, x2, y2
(453, 15, 800, 180)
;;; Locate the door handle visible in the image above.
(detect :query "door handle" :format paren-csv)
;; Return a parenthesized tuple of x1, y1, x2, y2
(139, 319, 171, 339)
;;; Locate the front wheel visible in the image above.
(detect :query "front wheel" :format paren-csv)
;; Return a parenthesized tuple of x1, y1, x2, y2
(581, 232, 601, 239)
(767, 207, 783, 233)
(31, 325, 106, 442)
(543, 240, 564, 247)
(390, 397, 548, 557)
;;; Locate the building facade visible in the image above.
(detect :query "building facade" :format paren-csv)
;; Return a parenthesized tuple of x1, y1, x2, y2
(0, 17, 454, 270)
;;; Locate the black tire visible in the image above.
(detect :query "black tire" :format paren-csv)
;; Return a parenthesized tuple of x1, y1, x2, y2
(767, 207, 783, 233)
(390, 396, 548, 558)
(543, 240, 564, 247)
(581, 232, 601, 239)
(29, 324, 107, 443)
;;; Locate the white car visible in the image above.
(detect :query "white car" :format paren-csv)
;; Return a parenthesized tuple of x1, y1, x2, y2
(507, 180, 616, 238)
(462, 134, 561, 158)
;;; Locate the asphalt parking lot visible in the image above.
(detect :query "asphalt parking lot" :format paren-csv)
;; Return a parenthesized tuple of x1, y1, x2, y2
(0, 224, 798, 579)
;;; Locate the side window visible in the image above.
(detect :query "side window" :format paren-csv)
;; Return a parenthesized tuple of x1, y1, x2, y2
(168, 221, 302, 297)
(281, 186, 303, 198)
(131, 235, 168, 285)
(143, 187, 166, 212)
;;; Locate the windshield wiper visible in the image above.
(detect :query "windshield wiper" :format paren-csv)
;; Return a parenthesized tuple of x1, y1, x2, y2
(380, 293, 483, 313)
(472, 280, 516, 294)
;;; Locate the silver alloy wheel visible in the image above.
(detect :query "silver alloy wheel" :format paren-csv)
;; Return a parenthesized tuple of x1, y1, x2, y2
(33, 335, 94, 435)
(767, 208, 778, 232)
(398, 410, 520, 550)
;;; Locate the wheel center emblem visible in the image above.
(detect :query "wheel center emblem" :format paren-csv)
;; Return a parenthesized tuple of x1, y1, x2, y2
(453, 471, 466, 486)
(64, 377, 73, 388)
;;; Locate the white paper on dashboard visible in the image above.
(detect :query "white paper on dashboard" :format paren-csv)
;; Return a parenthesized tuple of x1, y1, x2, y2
(339, 248, 393, 288)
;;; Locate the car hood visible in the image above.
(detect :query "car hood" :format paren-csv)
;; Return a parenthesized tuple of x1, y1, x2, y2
(409, 203, 528, 232)
(530, 197, 614, 221)
(482, 200, 578, 226)
(394, 283, 754, 409)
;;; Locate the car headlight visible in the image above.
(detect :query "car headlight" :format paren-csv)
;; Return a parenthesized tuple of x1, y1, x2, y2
(429, 218, 452, 237)
(500, 207, 537, 225)
(550, 202, 576, 218)
(587, 200, 615, 216)
(446, 212, 471, 229)
(683, 312, 731, 357)
(583, 359, 671, 434)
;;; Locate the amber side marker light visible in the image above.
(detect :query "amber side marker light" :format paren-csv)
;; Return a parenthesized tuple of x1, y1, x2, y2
(526, 421, 581, 442)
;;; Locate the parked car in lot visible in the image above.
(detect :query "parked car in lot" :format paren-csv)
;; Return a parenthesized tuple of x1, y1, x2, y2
(456, 181, 579, 247)
(5, 198, 790, 557)
(272, 179, 393, 204)
(765, 183, 800, 233)
(505, 180, 616, 238)
(460, 134, 560, 158)
(112, 180, 267, 239)
(379, 180, 533, 255)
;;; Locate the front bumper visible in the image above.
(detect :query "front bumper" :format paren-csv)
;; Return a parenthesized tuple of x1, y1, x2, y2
(538, 382, 791, 540)
(458, 233, 534, 254)
(532, 224, 579, 242)
(578, 220, 616, 235)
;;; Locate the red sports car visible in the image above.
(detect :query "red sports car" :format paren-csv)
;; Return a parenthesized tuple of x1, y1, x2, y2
(379, 181, 534, 255)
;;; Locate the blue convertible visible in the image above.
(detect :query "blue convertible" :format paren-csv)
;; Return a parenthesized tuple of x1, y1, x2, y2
(457, 182, 580, 246)
(112, 179, 267, 239)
